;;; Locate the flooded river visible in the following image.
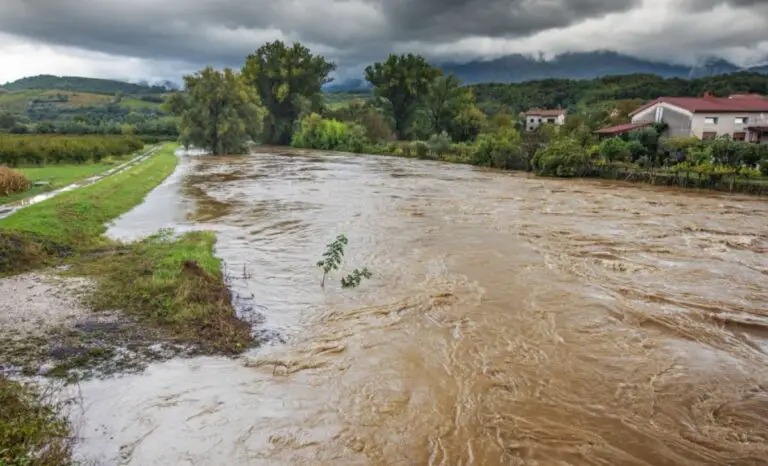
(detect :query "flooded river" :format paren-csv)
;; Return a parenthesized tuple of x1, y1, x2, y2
(76, 149, 768, 465)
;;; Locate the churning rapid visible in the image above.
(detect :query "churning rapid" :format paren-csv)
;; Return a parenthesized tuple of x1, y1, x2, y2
(75, 149, 768, 465)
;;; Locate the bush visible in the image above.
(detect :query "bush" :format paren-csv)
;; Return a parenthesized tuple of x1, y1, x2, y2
(291, 113, 367, 153)
(598, 137, 630, 162)
(427, 132, 452, 156)
(471, 132, 527, 170)
(0, 167, 30, 196)
(532, 137, 590, 177)
(625, 140, 648, 162)
(411, 140, 429, 159)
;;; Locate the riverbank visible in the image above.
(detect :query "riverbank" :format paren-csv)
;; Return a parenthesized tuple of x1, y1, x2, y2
(0, 143, 255, 378)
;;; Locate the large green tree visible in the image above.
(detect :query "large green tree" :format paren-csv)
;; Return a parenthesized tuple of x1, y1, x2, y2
(166, 67, 264, 155)
(365, 54, 441, 140)
(242, 41, 336, 144)
(425, 73, 469, 135)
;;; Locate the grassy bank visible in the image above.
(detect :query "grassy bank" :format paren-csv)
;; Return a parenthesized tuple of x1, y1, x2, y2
(0, 144, 178, 273)
(0, 154, 140, 205)
(0, 142, 254, 382)
(0, 377, 71, 466)
(72, 230, 252, 355)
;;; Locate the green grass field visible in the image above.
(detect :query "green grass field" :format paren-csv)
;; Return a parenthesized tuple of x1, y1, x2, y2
(0, 155, 137, 205)
(0, 144, 178, 247)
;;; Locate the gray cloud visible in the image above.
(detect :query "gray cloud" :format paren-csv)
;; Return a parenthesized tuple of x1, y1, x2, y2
(380, 0, 640, 41)
(0, 0, 767, 80)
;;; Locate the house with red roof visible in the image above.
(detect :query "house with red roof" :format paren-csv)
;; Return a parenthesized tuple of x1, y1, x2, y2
(596, 93, 768, 143)
(525, 108, 566, 132)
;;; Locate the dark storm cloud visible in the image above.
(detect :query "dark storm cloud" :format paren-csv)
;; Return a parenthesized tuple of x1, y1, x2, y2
(379, 0, 641, 41)
(0, 0, 640, 67)
(0, 0, 767, 73)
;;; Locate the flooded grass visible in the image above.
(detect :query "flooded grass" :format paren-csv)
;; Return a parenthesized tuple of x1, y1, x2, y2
(0, 377, 72, 466)
(0, 144, 179, 275)
(71, 230, 253, 356)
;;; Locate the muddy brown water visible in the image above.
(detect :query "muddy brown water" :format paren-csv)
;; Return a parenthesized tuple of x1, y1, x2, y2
(75, 149, 768, 465)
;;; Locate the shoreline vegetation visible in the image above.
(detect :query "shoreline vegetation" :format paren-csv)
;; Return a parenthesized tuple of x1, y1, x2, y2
(159, 39, 768, 197)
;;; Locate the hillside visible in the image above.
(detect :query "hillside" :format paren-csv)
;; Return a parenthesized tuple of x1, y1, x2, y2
(441, 52, 768, 84)
(323, 52, 768, 91)
(1, 75, 169, 95)
(469, 71, 768, 115)
(0, 77, 175, 137)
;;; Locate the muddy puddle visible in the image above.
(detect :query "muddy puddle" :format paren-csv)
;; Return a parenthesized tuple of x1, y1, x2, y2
(73, 148, 768, 465)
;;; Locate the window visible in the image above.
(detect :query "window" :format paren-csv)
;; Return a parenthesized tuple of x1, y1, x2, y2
(702, 131, 717, 140)
(529, 118, 535, 123)
(704, 117, 719, 125)
(528, 126, 534, 131)
(735, 117, 749, 124)
(538, 118, 543, 123)
(655, 106, 664, 122)
(547, 118, 555, 123)
(733, 132, 746, 141)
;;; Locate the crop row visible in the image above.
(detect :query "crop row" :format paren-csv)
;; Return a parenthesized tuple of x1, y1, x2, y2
(0, 135, 144, 166)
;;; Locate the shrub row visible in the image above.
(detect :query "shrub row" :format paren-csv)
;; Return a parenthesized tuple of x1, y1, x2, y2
(0, 135, 144, 166)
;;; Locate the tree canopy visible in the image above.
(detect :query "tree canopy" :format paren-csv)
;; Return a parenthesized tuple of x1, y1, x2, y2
(242, 41, 336, 144)
(365, 54, 442, 140)
(166, 67, 264, 155)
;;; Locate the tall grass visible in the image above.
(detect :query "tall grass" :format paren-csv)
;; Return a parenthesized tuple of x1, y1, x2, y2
(0, 167, 29, 196)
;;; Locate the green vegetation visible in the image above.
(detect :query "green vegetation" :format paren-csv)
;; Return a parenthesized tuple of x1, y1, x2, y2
(72, 230, 252, 354)
(365, 54, 441, 139)
(0, 76, 177, 138)
(291, 114, 366, 153)
(242, 41, 336, 144)
(165, 67, 264, 155)
(317, 234, 348, 288)
(317, 234, 372, 288)
(0, 158, 137, 205)
(0, 134, 143, 166)
(0, 143, 255, 361)
(2, 74, 168, 95)
(341, 268, 373, 289)
(0, 377, 71, 466)
(470, 72, 768, 117)
(0, 144, 178, 272)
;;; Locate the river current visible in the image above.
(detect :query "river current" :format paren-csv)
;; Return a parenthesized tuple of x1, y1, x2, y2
(75, 148, 768, 465)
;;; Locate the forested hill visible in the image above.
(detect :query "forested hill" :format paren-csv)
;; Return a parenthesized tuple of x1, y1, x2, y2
(470, 71, 768, 115)
(441, 51, 768, 84)
(1, 75, 168, 95)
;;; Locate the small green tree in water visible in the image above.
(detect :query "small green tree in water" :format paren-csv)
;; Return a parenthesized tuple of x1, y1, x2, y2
(317, 235, 372, 288)
(341, 268, 372, 288)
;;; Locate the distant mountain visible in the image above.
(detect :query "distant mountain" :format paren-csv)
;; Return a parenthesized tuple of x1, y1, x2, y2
(323, 78, 371, 92)
(439, 51, 768, 84)
(1, 75, 168, 95)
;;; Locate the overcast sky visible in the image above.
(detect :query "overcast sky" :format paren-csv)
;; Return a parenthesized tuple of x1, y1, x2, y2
(1, 0, 767, 84)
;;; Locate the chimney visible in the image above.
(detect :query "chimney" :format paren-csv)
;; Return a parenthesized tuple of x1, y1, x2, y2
(703, 91, 716, 99)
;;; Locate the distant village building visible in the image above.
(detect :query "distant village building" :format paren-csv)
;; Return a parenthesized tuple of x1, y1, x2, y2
(525, 108, 566, 132)
(595, 93, 768, 143)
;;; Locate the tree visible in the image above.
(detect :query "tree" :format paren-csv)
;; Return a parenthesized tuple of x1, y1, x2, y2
(0, 112, 16, 129)
(166, 66, 264, 155)
(365, 54, 441, 140)
(424, 73, 471, 135)
(242, 41, 336, 145)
